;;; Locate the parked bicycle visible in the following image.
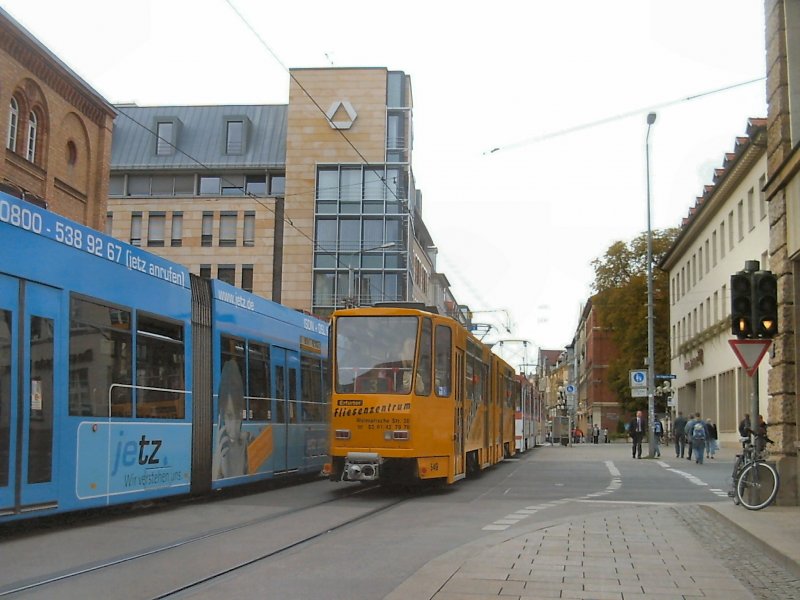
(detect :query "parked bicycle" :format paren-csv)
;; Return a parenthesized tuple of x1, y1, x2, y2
(729, 429, 780, 510)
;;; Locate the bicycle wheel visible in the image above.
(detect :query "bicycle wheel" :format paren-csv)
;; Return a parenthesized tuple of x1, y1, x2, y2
(736, 462, 779, 510)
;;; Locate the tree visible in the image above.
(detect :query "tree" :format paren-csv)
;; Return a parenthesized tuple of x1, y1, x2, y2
(590, 229, 679, 415)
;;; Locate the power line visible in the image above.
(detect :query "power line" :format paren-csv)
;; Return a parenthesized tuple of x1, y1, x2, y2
(483, 77, 766, 155)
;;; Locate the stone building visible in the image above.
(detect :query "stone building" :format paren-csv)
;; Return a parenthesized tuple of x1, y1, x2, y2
(762, 0, 800, 505)
(0, 8, 115, 228)
(661, 119, 770, 445)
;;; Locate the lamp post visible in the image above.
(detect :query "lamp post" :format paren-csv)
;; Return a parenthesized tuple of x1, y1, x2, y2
(645, 112, 657, 458)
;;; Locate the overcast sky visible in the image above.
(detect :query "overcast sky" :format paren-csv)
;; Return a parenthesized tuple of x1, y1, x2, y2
(3, 0, 768, 370)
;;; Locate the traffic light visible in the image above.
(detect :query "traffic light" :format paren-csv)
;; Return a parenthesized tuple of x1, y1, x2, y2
(730, 271, 753, 338)
(752, 270, 778, 338)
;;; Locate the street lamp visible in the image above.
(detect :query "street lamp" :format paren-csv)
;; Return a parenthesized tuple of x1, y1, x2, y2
(645, 112, 657, 458)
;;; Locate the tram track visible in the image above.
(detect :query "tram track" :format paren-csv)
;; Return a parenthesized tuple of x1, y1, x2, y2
(0, 484, 409, 599)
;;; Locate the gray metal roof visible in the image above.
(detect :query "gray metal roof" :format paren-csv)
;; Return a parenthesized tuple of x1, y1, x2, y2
(111, 104, 287, 170)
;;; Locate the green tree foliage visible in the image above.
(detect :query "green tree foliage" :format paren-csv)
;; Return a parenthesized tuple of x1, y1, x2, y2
(591, 229, 679, 415)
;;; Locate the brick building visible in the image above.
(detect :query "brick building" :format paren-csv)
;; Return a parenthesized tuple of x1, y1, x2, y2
(0, 8, 115, 228)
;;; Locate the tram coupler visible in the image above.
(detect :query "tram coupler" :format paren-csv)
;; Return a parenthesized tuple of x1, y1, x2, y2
(344, 452, 381, 481)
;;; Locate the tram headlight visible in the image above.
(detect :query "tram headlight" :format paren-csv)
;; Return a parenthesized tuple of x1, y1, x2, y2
(335, 429, 351, 440)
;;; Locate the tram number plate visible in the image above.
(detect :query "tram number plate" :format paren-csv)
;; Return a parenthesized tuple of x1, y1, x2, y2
(418, 457, 448, 479)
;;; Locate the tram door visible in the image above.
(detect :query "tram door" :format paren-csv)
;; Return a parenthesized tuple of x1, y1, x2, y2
(272, 347, 300, 473)
(453, 349, 465, 478)
(0, 278, 59, 514)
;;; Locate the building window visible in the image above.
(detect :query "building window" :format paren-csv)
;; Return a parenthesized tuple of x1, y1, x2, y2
(243, 212, 255, 246)
(759, 175, 767, 220)
(199, 264, 211, 279)
(130, 213, 142, 246)
(720, 221, 726, 258)
(737, 200, 744, 241)
(226, 120, 244, 154)
(26, 111, 37, 162)
(109, 175, 125, 196)
(245, 175, 266, 196)
(219, 212, 237, 246)
(201, 212, 213, 246)
(747, 188, 755, 231)
(7, 97, 18, 151)
(147, 213, 166, 247)
(218, 264, 235, 285)
(199, 176, 221, 195)
(105, 212, 113, 236)
(171, 212, 183, 247)
(269, 173, 285, 195)
(221, 175, 245, 196)
(156, 121, 173, 155)
(128, 175, 151, 196)
(242, 264, 253, 292)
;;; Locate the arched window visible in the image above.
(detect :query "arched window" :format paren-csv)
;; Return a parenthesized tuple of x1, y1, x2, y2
(7, 97, 18, 150)
(26, 111, 37, 162)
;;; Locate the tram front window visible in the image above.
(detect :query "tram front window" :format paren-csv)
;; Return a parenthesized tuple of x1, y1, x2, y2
(335, 316, 417, 394)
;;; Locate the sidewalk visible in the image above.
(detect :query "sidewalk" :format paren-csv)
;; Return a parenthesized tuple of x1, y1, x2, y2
(386, 460, 800, 600)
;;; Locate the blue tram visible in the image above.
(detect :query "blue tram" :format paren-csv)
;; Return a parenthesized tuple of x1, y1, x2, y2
(0, 191, 328, 522)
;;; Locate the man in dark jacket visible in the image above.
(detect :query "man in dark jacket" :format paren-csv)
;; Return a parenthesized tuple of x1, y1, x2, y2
(629, 410, 646, 459)
(673, 411, 687, 458)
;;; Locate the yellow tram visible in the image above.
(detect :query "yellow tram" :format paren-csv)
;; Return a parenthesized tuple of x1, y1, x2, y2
(326, 304, 520, 485)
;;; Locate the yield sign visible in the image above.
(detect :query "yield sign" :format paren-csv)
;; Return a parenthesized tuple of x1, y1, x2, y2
(728, 339, 772, 377)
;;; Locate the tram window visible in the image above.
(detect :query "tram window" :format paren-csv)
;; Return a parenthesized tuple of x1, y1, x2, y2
(28, 316, 53, 484)
(136, 315, 185, 419)
(247, 342, 270, 420)
(434, 325, 451, 397)
(0, 309, 11, 486)
(69, 297, 132, 417)
(301, 356, 323, 421)
(417, 318, 432, 396)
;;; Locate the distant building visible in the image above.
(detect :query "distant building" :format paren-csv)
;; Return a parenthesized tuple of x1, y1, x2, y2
(0, 8, 115, 228)
(574, 298, 622, 434)
(107, 68, 458, 318)
(661, 119, 769, 442)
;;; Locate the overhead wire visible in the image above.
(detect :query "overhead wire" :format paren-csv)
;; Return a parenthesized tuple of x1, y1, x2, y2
(483, 77, 766, 155)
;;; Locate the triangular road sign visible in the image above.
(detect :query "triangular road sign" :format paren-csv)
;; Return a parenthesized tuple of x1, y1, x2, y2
(728, 339, 772, 377)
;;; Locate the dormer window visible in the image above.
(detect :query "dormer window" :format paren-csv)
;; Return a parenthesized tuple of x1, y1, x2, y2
(224, 116, 249, 155)
(226, 120, 243, 154)
(153, 117, 180, 156)
(156, 121, 173, 155)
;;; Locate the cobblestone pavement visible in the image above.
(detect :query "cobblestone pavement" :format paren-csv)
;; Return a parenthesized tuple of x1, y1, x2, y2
(677, 505, 800, 600)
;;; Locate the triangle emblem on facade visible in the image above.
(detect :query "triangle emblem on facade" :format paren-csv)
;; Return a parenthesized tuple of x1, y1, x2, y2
(326, 100, 357, 130)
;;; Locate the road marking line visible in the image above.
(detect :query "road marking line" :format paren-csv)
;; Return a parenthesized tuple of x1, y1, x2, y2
(482, 524, 510, 531)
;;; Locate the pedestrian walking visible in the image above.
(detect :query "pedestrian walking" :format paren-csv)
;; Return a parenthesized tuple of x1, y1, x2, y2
(706, 419, 718, 459)
(602, 428, 609, 443)
(685, 413, 702, 461)
(592, 424, 600, 444)
(629, 410, 646, 459)
(690, 418, 708, 464)
(673, 411, 687, 458)
(653, 415, 664, 457)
